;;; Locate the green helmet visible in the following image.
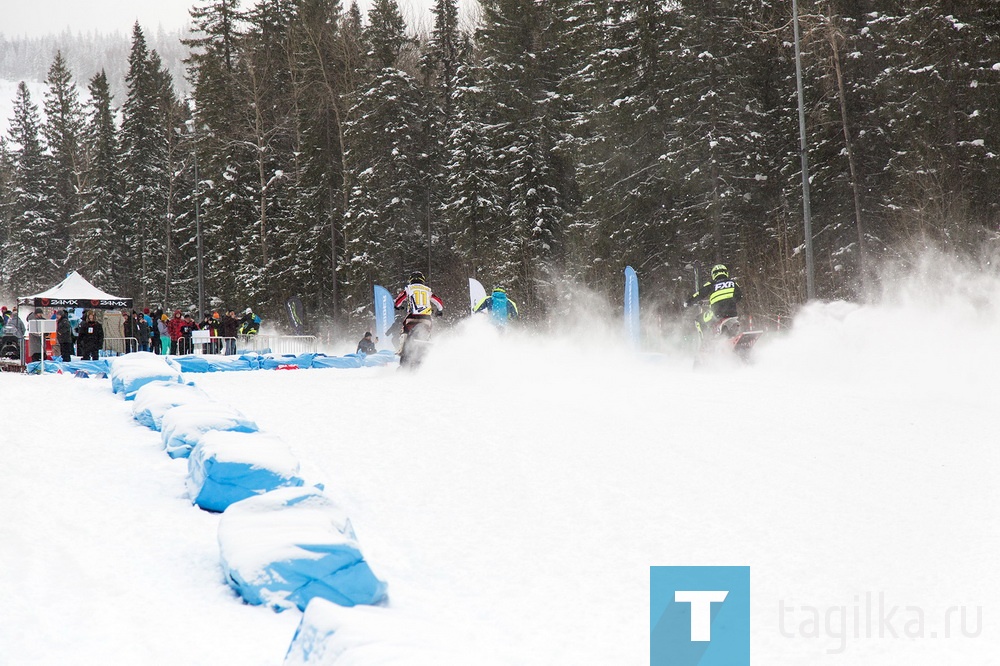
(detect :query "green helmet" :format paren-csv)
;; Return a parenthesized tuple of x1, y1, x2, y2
(711, 264, 729, 280)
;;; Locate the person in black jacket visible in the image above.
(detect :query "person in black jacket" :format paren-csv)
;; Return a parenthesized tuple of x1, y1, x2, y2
(685, 263, 743, 336)
(56, 310, 74, 361)
(77, 311, 104, 360)
(356, 332, 377, 355)
(221, 310, 239, 355)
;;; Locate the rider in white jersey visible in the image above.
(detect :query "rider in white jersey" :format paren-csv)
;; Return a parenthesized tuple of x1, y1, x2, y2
(394, 271, 443, 338)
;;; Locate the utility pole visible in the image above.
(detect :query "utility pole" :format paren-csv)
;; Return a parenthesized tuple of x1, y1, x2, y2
(793, 0, 816, 301)
(189, 120, 205, 322)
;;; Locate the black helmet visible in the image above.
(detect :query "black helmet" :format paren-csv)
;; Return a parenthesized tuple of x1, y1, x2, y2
(409, 271, 426, 285)
(711, 264, 729, 280)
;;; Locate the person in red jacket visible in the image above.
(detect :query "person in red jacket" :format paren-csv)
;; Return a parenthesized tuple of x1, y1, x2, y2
(167, 309, 185, 355)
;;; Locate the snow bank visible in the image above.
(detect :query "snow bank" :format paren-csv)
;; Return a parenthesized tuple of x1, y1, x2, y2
(187, 430, 306, 512)
(160, 401, 259, 459)
(218, 487, 387, 612)
(284, 599, 501, 666)
(109, 352, 182, 400)
(131, 380, 211, 431)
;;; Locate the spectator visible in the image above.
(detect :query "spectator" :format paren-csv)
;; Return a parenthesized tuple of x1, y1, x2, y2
(201, 312, 221, 354)
(77, 311, 104, 360)
(26, 308, 45, 362)
(221, 310, 239, 355)
(122, 309, 138, 354)
(141, 308, 154, 352)
(356, 332, 377, 355)
(1, 306, 26, 341)
(180, 314, 198, 355)
(167, 309, 185, 355)
(56, 310, 74, 361)
(157, 314, 170, 355)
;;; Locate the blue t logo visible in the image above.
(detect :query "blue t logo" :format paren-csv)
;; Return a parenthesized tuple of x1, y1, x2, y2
(650, 566, 750, 665)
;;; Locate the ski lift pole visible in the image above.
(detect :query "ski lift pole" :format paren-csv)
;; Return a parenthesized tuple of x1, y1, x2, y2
(793, 0, 816, 301)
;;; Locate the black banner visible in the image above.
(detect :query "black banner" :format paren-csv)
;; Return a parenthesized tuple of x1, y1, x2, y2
(33, 297, 133, 309)
(285, 296, 306, 335)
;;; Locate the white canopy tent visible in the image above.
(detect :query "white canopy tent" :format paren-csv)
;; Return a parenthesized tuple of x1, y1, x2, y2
(17, 271, 132, 310)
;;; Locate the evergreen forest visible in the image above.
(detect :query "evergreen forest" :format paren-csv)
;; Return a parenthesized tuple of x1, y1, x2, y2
(1, 0, 998, 334)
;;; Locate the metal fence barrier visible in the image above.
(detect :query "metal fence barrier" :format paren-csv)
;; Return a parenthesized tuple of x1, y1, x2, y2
(101, 337, 140, 356)
(237, 334, 318, 355)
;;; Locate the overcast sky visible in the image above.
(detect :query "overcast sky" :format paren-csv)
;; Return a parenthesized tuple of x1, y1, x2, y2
(4, 0, 195, 37)
(3, 0, 445, 38)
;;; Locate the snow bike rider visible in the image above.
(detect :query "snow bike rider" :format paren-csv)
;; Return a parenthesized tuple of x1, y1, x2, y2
(394, 271, 443, 344)
(685, 263, 743, 338)
(473, 286, 519, 325)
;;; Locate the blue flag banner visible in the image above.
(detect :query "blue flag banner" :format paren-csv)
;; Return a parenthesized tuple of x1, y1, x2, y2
(373, 285, 395, 350)
(624, 265, 639, 347)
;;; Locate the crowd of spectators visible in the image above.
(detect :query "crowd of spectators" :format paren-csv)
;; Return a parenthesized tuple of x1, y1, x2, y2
(0, 304, 261, 362)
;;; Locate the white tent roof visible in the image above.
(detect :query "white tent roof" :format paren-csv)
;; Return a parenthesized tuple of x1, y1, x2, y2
(18, 271, 132, 309)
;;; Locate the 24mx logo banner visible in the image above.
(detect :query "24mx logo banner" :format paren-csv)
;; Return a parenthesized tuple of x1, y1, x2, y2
(650, 566, 750, 665)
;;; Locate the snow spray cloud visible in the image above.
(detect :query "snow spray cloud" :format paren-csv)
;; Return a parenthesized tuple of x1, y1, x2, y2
(753, 247, 1000, 383)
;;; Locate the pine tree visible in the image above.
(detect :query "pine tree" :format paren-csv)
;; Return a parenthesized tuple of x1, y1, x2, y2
(281, 0, 355, 324)
(2, 82, 59, 294)
(473, 0, 578, 308)
(120, 24, 172, 304)
(184, 0, 257, 310)
(72, 71, 123, 291)
(0, 138, 15, 275)
(42, 50, 85, 273)
(440, 66, 505, 279)
(365, 0, 408, 71)
(342, 68, 432, 314)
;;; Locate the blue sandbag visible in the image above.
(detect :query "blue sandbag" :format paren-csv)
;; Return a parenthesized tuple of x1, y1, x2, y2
(187, 431, 305, 512)
(218, 487, 387, 612)
(26, 359, 113, 375)
(110, 353, 182, 400)
(259, 353, 318, 370)
(171, 355, 215, 373)
(363, 350, 398, 367)
(207, 355, 258, 371)
(131, 380, 210, 431)
(311, 354, 365, 369)
(160, 402, 259, 459)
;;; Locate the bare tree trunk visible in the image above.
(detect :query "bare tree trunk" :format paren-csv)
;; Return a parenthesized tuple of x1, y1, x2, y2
(827, 15, 868, 295)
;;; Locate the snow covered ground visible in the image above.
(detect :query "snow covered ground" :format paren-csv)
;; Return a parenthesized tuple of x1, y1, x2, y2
(2, 253, 999, 664)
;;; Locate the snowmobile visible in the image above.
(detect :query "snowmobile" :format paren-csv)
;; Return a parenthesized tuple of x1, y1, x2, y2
(691, 303, 763, 365)
(397, 319, 433, 369)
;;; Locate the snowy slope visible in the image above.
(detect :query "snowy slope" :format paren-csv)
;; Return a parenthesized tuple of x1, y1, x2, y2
(2, 253, 999, 664)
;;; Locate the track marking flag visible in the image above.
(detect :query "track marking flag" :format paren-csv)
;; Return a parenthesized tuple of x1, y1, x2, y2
(373, 285, 395, 350)
(624, 266, 640, 347)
